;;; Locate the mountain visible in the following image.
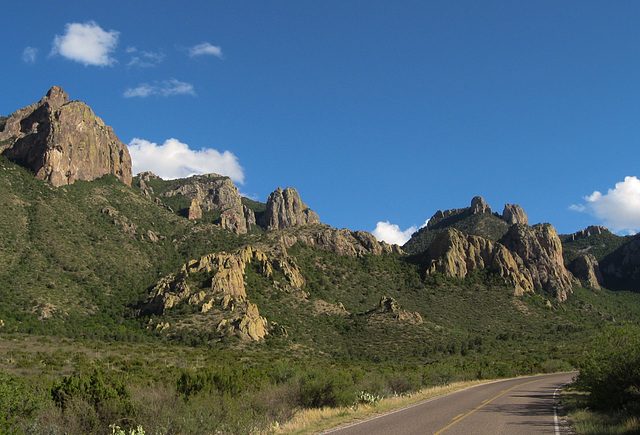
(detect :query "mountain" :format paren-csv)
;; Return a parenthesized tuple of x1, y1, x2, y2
(1, 86, 640, 434)
(403, 196, 574, 301)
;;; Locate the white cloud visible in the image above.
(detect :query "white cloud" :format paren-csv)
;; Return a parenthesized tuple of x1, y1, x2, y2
(51, 21, 119, 66)
(189, 42, 223, 58)
(128, 138, 245, 184)
(22, 47, 38, 64)
(124, 79, 195, 98)
(373, 220, 428, 245)
(571, 176, 640, 234)
(126, 47, 164, 67)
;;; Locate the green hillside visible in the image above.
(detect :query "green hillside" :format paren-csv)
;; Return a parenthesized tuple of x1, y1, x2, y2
(1, 155, 640, 434)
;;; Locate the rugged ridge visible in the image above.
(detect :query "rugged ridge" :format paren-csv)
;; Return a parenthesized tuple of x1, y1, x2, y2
(159, 173, 253, 234)
(0, 86, 132, 187)
(275, 223, 403, 257)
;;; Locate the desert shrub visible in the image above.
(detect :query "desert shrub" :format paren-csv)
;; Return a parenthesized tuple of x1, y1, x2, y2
(297, 367, 356, 408)
(176, 364, 263, 399)
(50, 368, 134, 433)
(0, 371, 43, 434)
(574, 325, 640, 411)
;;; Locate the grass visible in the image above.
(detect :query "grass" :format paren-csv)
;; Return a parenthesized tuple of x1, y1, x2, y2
(560, 388, 640, 434)
(275, 379, 493, 434)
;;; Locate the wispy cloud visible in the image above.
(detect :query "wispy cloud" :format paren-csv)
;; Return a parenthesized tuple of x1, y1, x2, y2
(128, 138, 245, 184)
(372, 220, 428, 245)
(570, 176, 640, 234)
(126, 46, 164, 68)
(189, 42, 223, 58)
(124, 79, 195, 98)
(51, 21, 119, 66)
(22, 47, 38, 64)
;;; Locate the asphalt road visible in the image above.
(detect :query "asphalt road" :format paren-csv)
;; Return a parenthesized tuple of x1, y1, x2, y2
(324, 372, 577, 435)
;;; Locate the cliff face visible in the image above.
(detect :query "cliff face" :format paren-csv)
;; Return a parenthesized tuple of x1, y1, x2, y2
(500, 223, 575, 301)
(260, 187, 320, 230)
(0, 86, 132, 187)
(160, 173, 253, 234)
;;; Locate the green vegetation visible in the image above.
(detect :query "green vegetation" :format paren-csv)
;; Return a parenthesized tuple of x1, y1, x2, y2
(0, 155, 639, 433)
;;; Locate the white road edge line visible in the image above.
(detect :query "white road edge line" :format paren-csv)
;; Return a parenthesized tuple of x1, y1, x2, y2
(553, 386, 562, 435)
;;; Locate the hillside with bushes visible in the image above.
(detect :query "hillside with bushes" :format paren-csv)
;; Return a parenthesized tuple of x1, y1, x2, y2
(1, 87, 639, 434)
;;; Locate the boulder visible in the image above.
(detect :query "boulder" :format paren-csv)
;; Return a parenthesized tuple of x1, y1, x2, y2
(0, 86, 132, 187)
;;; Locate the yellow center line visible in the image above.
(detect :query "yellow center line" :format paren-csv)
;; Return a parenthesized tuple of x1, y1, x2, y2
(433, 380, 537, 435)
(452, 413, 464, 421)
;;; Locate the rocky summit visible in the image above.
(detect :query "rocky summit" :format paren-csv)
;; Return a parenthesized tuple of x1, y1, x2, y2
(0, 86, 132, 187)
(259, 186, 320, 230)
(409, 197, 574, 300)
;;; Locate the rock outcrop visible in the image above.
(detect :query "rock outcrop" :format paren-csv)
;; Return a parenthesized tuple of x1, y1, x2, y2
(470, 196, 492, 214)
(161, 173, 253, 233)
(502, 204, 529, 226)
(140, 246, 306, 341)
(370, 296, 423, 324)
(260, 187, 320, 230)
(275, 224, 403, 257)
(0, 86, 132, 187)
(188, 199, 203, 220)
(499, 223, 575, 301)
(569, 253, 602, 289)
(426, 228, 534, 295)
(568, 225, 610, 241)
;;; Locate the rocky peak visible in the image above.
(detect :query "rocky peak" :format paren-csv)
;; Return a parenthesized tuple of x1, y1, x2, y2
(0, 86, 132, 187)
(568, 225, 611, 241)
(259, 187, 320, 230)
(502, 204, 529, 226)
(470, 196, 491, 214)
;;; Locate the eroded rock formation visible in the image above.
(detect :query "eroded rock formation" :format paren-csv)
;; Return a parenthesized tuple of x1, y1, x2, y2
(499, 223, 575, 301)
(502, 204, 529, 226)
(140, 246, 306, 341)
(569, 253, 602, 289)
(0, 86, 132, 187)
(260, 187, 320, 230)
(161, 173, 252, 233)
(275, 224, 403, 257)
(426, 228, 534, 296)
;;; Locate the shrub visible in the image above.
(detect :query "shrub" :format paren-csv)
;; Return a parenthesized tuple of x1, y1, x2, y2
(50, 368, 134, 432)
(574, 325, 640, 411)
(0, 371, 43, 434)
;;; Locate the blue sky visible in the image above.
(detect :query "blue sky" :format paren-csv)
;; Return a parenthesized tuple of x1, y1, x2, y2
(2, 1, 640, 243)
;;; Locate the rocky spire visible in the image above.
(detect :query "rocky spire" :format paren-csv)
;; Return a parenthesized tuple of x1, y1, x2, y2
(502, 204, 529, 226)
(259, 187, 320, 230)
(470, 196, 491, 214)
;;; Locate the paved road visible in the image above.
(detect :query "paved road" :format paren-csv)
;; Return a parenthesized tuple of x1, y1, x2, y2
(324, 372, 577, 435)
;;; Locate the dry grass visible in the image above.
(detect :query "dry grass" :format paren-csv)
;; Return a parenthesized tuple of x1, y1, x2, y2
(273, 379, 492, 434)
